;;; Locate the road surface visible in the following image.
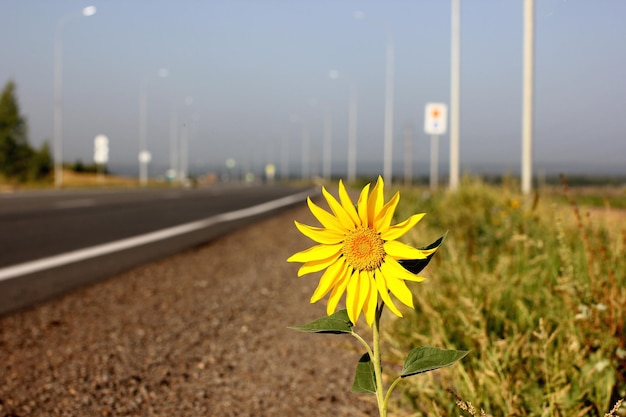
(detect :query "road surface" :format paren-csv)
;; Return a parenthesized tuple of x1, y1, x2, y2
(0, 184, 312, 315)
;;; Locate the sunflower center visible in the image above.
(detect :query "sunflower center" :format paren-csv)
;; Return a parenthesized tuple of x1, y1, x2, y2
(342, 227, 385, 271)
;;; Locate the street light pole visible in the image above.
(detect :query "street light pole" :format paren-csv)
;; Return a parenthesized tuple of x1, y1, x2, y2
(348, 80, 358, 183)
(169, 96, 193, 182)
(138, 68, 168, 186)
(301, 121, 310, 182)
(323, 110, 332, 181)
(53, 6, 96, 188)
(355, 12, 395, 185)
(329, 70, 359, 183)
(383, 29, 395, 186)
(522, 0, 535, 195)
(449, 0, 461, 191)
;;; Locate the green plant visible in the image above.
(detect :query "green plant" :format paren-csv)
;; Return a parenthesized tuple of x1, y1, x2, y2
(386, 176, 625, 416)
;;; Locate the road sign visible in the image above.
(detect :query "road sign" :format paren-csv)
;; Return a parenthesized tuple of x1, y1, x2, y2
(424, 103, 448, 135)
(94, 135, 109, 164)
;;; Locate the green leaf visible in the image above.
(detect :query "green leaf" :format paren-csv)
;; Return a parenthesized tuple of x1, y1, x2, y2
(401, 346, 469, 378)
(398, 232, 447, 275)
(351, 353, 377, 394)
(289, 309, 353, 334)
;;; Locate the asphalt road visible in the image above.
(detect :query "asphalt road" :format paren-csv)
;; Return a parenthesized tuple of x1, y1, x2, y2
(0, 184, 312, 315)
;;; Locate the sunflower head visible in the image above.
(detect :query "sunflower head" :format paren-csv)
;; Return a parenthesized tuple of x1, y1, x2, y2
(287, 177, 441, 326)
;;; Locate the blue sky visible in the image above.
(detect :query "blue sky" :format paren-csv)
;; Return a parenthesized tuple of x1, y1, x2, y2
(1, 0, 625, 179)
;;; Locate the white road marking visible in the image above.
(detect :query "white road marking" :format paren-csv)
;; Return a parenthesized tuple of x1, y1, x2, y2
(0, 189, 312, 282)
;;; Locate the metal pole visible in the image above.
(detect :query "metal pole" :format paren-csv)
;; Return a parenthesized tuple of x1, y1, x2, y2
(53, 26, 63, 188)
(53, 7, 96, 188)
(138, 78, 148, 186)
(301, 122, 310, 181)
(430, 135, 439, 190)
(323, 111, 332, 181)
(383, 30, 395, 185)
(404, 123, 413, 187)
(522, 0, 535, 195)
(347, 81, 358, 183)
(180, 122, 188, 181)
(169, 108, 179, 181)
(449, 0, 461, 191)
(281, 132, 289, 180)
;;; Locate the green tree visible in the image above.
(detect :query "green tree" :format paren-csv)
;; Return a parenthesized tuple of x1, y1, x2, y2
(29, 141, 52, 181)
(0, 80, 30, 181)
(0, 80, 51, 182)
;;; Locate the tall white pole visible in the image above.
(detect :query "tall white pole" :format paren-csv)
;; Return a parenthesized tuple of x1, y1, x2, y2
(355, 13, 394, 185)
(180, 122, 188, 181)
(138, 68, 168, 186)
(383, 30, 395, 186)
(323, 110, 332, 181)
(139, 77, 148, 185)
(330, 70, 358, 183)
(169, 107, 179, 180)
(53, 6, 96, 188)
(403, 123, 413, 186)
(348, 81, 358, 183)
(301, 122, 310, 181)
(522, 0, 535, 195)
(169, 96, 193, 182)
(449, 0, 461, 191)
(281, 132, 289, 180)
(53, 27, 64, 188)
(430, 135, 439, 190)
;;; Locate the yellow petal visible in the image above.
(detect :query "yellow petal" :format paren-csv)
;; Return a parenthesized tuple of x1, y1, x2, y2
(364, 272, 378, 326)
(322, 186, 356, 229)
(326, 266, 352, 316)
(310, 258, 347, 303)
(383, 240, 428, 260)
(297, 252, 341, 277)
(307, 197, 346, 232)
(380, 264, 414, 309)
(383, 256, 426, 282)
(380, 213, 426, 241)
(338, 180, 360, 225)
(374, 191, 399, 231)
(287, 243, 343, 263)
(295, 221, 345, 244)
(367, 176, 384, 227)
(357, 183, 370, 226)
(373, 268, 403, 317)
(346, 269, 369, 326)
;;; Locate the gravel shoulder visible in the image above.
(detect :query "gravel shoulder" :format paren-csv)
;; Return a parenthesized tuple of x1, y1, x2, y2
(0, 203, 379, 417)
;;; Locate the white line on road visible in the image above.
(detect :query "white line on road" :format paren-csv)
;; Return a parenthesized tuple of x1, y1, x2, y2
(0, 189, 312, 282)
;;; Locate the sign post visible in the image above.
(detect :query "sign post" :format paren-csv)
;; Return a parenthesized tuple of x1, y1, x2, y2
(424, 103, 448, 190)
(93, 134, 109, 184)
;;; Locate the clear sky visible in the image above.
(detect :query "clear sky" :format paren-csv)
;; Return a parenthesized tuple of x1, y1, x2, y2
(1, 0, 625, 179)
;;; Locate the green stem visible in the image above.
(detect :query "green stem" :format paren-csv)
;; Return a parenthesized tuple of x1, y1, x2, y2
(383, 377, 403, 413)
(372, 303, 386, 417)
(350, 331, 374, 361)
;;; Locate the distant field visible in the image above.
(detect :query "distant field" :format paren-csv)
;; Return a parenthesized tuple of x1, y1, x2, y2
(0, 170, 135, 190)
(58, 170, 139, 187)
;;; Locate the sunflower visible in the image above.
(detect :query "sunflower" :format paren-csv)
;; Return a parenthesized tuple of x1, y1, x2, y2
(287, 177, 438, 326)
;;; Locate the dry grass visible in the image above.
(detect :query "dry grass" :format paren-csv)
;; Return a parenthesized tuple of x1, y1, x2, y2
(373, 176, 625, 416)
(60, 170, 139, 188)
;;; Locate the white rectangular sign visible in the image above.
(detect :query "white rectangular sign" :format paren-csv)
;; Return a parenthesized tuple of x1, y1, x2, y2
(94, 134, 109, 164)
(424, 103, 448, 135)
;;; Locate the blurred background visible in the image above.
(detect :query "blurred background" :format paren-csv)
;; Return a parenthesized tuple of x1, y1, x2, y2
(1, 0, 625, 186)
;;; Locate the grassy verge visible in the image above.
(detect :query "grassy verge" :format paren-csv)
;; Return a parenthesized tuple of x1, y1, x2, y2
(383, 176, 625, 416)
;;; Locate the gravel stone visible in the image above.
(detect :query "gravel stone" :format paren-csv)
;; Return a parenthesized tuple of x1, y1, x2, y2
(0, 204, 379, 416)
